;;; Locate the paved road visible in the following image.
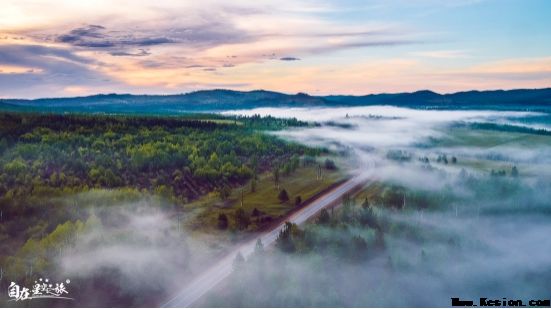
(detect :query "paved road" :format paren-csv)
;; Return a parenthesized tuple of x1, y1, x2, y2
(161, 174, 370, 308)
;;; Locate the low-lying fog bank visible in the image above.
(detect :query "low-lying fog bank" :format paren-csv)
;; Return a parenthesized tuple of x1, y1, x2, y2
(213, 106, 551, 306)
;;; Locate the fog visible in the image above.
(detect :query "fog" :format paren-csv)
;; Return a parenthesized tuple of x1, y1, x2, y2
(54, 197, 217, 306)
(222, 106, 541, 124)
(214, 211, 551, 306)
(223, 106, 545, 149)
(213, 106, 551, 307)
(46, 106, 551, 307)
(225, 106, 551, 183)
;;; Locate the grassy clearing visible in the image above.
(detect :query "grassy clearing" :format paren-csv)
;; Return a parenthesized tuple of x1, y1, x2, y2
(184, 163, 344, 233)
(427, 126, 551, 176)
(435, 126, 551, 148)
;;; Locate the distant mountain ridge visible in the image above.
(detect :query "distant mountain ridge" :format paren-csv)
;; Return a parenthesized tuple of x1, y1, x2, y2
(326, 88, 551, 108)
(1, 88, 550, 114)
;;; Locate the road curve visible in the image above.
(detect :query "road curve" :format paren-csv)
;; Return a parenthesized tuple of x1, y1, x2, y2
(161, 174, 370, 308)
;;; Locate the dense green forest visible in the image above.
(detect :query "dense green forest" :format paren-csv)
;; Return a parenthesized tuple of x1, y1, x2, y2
(0, 113, 313, 202)
(0, 112, 320, 300)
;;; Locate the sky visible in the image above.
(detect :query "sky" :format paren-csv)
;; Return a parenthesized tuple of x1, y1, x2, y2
(0, 0, 550, 98)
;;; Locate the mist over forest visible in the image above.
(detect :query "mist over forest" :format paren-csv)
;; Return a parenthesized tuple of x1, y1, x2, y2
(207, 106, 551, 307)
(1, 105, 550, 307)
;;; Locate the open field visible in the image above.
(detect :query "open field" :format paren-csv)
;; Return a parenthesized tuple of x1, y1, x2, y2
(185, 163, 343, 233)
(427, 125, 551, 176)
(433, 125, 551, 148)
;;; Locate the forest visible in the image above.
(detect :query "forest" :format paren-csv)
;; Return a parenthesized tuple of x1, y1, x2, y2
(2, 107, 550, 307)
(0, 112, 323, 304)
(0, 113, 312, 201)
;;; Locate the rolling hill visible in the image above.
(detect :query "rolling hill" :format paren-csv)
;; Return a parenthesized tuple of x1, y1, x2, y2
(1, 88, 550, 114)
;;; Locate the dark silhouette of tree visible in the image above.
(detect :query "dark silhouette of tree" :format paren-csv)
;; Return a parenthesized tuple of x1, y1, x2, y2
(278, 189, 289, 203)
(512, 166, 519, 177)
(295, 195, 302, 206)
(232, 252, 245, 270)
(218, 185, 232, 201)
(324, 159, 337, 170)
(276, 222, 299, 253)
(361, 198, 370, 209)
(359, 205, 378, 229)
(217, 213, 229, 230)
(254, 238, 264, 255)
(235, 208, 250, 230)
(318, 208, 330, 225)
(341, 193, 354, 221)
(342, 193, 353, 207)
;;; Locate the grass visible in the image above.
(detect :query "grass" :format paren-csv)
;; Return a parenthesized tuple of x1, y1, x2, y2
(426, 126, 551, 176)
(435, 126, 551, 148)
(184, 162, 344, 234)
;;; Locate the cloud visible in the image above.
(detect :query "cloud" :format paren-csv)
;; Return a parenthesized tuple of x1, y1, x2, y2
(0, 44, 91, 65)
(56, 24, 175, 48)
(0, 1, 548, 97)
(280, 57, 300, 61)
(0, 44, 117, 98)
(29, 3, 418, 70)
(110, 49, 151, 57)
(57, 24, 106, 42)
(0, 2, 425, 97)
(307, 39, 418, 54)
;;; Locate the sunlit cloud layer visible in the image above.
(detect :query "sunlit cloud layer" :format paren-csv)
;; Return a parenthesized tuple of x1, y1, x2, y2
(0, 0, 550, 98)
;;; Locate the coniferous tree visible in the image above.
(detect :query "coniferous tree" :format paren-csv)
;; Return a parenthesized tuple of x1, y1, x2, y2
(278, 189, 289, 203)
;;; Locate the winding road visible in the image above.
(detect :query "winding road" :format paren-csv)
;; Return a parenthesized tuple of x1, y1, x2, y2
(161, 173, 370, 308)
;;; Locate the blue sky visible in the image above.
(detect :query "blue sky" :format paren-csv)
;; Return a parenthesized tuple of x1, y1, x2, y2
(0, 0, 549, 98)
